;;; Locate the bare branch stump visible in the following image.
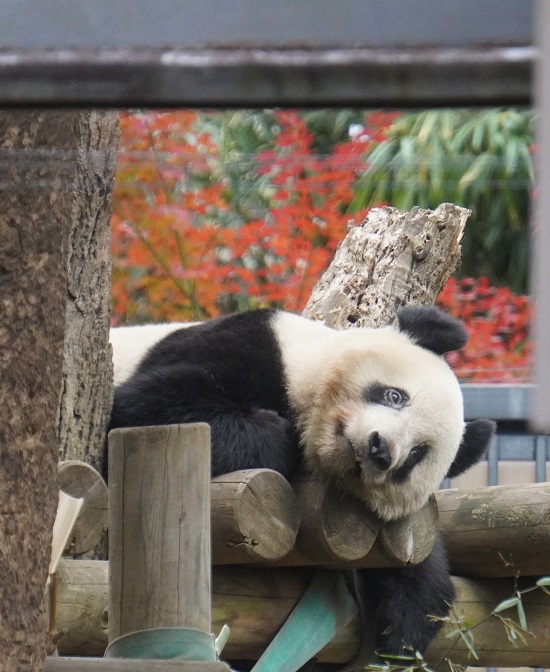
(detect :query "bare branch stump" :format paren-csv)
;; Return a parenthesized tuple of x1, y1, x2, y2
(438, 482, 550, 577)
(303, 203, 469, 329)
(211, 469, 300, 564)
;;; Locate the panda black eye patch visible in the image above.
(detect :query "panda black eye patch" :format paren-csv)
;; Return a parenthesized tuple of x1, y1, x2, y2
(391, 443, 429, 483)
(363, 383, 409, 409)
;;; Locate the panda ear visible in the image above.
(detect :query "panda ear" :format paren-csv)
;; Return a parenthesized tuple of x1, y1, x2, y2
(397, 306, 467, 355)
(446, 419, 496, 479)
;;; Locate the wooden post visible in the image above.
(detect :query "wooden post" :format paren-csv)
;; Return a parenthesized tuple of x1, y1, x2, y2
(108, 423, 211, 641)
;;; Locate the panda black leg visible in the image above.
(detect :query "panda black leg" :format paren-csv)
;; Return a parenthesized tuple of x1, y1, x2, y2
(109, 363, 299, 479)
(364, 536, 454, 657)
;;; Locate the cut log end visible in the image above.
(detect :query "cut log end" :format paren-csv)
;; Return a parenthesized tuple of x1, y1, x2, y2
(211, 469, 300, 563)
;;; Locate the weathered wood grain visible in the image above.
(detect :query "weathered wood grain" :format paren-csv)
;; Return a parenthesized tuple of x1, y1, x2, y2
(58, 460, 108, 556)
(108, 423, 212, 640)
(438, 482, 550, 577)
(55, 560, 550, 667)
(303, 203, 469, 329)
(211, 469, 300, 563)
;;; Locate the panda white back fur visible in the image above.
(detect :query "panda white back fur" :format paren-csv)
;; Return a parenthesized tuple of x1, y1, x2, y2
(109, 306, 494, 658)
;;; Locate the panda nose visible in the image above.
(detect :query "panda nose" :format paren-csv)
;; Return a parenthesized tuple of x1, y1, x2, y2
(368, 431, 391, 471)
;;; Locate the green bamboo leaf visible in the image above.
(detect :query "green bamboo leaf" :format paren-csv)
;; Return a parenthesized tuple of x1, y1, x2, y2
(493, 596, 520, 613)
(459, 630, 479, 660)
(516, 597, 528, 631)
(458, 154, 497, 191)
(536, 577, 550, 587)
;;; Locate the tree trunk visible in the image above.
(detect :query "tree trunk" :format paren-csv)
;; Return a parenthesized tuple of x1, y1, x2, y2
(58, 110, 118, 475)
(0, 110, 117, 671)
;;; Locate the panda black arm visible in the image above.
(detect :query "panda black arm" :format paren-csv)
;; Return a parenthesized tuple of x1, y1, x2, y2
(363, 535, 454, 656)
(110, 362, 299, 478)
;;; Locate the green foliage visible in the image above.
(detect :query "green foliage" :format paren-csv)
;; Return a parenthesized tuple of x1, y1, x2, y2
(350, 109, 535, 292)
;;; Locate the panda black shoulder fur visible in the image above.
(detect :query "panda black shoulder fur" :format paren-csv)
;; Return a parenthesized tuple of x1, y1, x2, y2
(109, 306, 495, 658)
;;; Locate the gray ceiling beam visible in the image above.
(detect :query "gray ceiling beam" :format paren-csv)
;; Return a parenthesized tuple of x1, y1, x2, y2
(0, 46, 534, 108)
(0, 0, 534, 107)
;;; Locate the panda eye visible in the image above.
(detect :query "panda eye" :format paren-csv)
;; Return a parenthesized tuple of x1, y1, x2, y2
(384, 388, 405, 408)
(409, 444, 428, 464)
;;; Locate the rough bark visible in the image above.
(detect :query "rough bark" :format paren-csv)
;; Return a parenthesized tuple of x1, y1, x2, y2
(0, 110, 118, 671)
(57, 110, 118, 475)
(303, 203, 469, 329)
(0, 111, 77, 670)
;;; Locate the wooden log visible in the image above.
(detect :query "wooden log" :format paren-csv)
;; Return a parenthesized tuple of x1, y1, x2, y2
(274, 479, 437, 568)
(55, 560, 550, 667)
(108, 423, 212, 640)
(275, 476, 381, 566)
(45, 659, 229, 672)
(211, 469, 300, 564)
(437, 483, 550, 577)
(56, 559, 109, 656)
(427, 575, 550, 668)
(365, 493, 439, 568)
(58, 460, 108, 556)
(302, 203, 468, 329)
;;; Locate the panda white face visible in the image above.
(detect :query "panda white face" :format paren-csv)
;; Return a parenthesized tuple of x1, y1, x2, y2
(284, 324, 465, 521)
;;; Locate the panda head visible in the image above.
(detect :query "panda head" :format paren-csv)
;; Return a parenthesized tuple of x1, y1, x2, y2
(297, 306, 495, 521)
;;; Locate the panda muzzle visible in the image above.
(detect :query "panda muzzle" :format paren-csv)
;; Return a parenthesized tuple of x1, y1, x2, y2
(367, 431, 392, 471)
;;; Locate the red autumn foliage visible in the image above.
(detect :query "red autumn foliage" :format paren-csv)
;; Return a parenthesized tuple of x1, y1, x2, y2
(111, 110, 532, 383)
(112, 110, 370, 323)
(437, 276, 532, 382)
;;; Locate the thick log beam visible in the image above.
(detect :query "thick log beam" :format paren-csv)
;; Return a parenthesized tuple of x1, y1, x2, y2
(437, 483, 550, 577)
(211, 469, 300, 564)
(55, 560, 550, 667)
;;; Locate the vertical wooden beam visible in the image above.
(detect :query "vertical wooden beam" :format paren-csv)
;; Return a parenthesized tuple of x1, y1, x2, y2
(108, 423, 212, 641)
(531, 0, 550, 432)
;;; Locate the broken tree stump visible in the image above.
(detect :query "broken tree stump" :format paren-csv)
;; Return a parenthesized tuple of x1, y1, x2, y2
(303, 203, 469, 329)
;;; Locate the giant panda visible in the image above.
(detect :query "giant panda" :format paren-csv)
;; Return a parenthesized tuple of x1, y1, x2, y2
(109, 306, 495, 658)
